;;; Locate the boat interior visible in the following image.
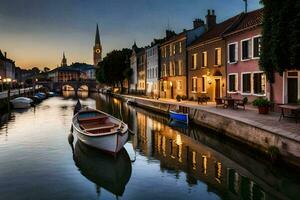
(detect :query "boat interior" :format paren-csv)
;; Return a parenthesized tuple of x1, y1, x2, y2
(77, 111, 121, 134)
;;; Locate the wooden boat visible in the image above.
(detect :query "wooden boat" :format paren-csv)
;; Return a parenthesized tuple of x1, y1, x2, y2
(73, 141, 132, 197)
(10, 97, 33, 109)
(72, 107, 129, 154)
(169, 110, 189, 124)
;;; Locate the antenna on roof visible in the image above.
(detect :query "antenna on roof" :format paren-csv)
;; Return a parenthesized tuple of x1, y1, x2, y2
(243, 0, 248, 13)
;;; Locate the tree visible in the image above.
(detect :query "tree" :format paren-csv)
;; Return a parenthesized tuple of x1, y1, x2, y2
(96, 48, 132, 93)
(259, 0, 300, 101)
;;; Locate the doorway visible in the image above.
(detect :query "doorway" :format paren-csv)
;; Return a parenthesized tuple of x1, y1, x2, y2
(215, 79, 221, 99)
(287, 78, 298, 103)
(170, 82, 174, 99)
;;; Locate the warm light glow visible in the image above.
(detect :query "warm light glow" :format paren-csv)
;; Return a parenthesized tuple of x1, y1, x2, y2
(170, 81, 173, 87)
(202, 155, 207, 175)
(175, 134, 182, 145)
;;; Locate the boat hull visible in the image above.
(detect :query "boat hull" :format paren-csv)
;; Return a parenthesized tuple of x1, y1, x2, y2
(74, 126, 128, 154)
(170, 110, 189, 124)
(11, 102, 31, 109)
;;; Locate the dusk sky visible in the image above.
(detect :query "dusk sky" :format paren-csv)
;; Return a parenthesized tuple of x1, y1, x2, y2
(0, 0, 261, 69)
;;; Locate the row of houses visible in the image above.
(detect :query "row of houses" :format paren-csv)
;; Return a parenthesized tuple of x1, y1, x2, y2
(0, 50, 15, 82)
(129, 8, 300, 105)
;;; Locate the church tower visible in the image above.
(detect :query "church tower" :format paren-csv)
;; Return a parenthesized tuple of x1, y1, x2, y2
(93, 24, 102, 67)
(61, 52, 67, 67)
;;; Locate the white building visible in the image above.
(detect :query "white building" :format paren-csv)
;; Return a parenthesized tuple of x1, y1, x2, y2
(146, 44, 160, 97)
(129, 43, 139, 93)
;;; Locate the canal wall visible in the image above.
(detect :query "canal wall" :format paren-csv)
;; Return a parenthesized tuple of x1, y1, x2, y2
(111, 93, 300, 167)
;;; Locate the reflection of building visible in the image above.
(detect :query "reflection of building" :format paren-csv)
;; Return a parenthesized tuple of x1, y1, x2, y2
(0, 50, 15, 80)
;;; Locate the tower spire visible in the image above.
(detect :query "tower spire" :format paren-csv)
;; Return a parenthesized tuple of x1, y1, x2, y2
(95, 24, 101, 45)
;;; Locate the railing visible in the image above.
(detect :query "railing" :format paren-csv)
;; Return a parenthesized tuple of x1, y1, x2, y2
(0, 86, 41, 100)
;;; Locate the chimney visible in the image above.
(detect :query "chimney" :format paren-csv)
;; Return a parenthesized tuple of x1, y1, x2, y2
(166, 30, 175, 39)
(4, 52, 7, 58)
(193, 18, 205, 29)
(206, 9, 216, 30)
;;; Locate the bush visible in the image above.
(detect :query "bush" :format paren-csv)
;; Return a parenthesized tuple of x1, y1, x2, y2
(181, 95, 187, 100)
(253, 98, 271, 107)
(176, 95, 181, 102)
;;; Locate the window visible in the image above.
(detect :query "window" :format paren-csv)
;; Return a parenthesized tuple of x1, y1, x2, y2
(214, 48, 222, 66)
(228, 43, 238, 63)
(173, 44, 176, 55)
(201, 76, 207, 93)
(178, 60, 183, 75)
(252, 36, 262, 58)
(253, 72, 266, 95)
(241, 39, 252, 60)
(192, 77, 197, 93)
(177, 81, 183, 90)
(242, 73, 251, 94)
(192, 53, 197, 69)
(169, 45, 172, 56)
(179, 42, 182, 53)
(228, 74, 238, 92)
(202, 52, 207, 67)
(169, 62, 174, 76)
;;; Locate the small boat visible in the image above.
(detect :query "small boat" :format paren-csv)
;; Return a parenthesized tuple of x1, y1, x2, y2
(47, 92, 55, 97)
(72, 105, 129, 154)
(35, 92, 46, 100)
(169, 110, 189, 124)
(10, 97, 33, 109)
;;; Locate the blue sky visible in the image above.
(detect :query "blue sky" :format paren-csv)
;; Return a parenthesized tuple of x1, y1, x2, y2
(0, 0, 262, 68)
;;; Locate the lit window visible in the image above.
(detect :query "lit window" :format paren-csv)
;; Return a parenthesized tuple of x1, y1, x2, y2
(253, 72, 266, 95)
(241, 39, 252, 60)
(201, 76, 207, 93)
(228, 43, 238, 63)
(214, 48, 222, 66)
(202, 52, 207, 67)
(253, 36, 262, 58)
(179, 42, 182, 53)
(169, 45, 172, 56)
(192, 53, 197, 69)
(192, 77, 197, 93)
(242, 73, 251, 94)
(178, 60, 183, 75)
(177, 80, 182, 90)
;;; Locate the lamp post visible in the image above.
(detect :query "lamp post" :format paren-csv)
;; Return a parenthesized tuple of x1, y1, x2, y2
(0, 76, 2, 92)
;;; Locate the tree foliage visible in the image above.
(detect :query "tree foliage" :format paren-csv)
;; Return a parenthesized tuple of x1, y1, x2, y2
(96, 49, 131, 86)
(260, 0, 300, 82)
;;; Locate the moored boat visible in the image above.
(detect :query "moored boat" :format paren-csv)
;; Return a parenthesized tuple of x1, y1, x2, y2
(169, 110, 189, 124)
(72, 107, 129, 154)
(10, 97, 33, 109)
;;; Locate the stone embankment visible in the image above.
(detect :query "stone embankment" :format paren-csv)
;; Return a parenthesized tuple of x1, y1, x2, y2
(111, 93, 300, 167)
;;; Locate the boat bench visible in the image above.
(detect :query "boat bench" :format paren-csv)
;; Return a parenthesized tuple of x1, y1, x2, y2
(78, 115, 108, 123)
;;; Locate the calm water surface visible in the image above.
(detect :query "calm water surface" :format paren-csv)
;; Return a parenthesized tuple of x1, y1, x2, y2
(0, 92, 299, 200)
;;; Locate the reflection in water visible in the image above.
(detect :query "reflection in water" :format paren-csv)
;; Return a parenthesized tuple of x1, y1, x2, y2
(62, 90, 89, 99)
(73, 141, 132, 197)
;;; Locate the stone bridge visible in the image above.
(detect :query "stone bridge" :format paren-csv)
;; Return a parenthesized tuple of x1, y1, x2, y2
(37, 80, 97, 93)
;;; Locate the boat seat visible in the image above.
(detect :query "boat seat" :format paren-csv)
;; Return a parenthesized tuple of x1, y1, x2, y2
(80, 122, 117, 131)
(78, 115, 108, 122)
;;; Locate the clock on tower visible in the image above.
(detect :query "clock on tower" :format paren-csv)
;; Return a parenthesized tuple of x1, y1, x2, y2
(93, 24, 102, 67)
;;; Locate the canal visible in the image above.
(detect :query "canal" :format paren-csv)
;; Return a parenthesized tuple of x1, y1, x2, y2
(0, 92, 299, 200)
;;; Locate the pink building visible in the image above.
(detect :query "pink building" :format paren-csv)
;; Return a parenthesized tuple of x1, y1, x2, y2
(225, 8, 300, 105)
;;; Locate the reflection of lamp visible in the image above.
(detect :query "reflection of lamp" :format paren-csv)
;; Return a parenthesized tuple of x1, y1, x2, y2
(170, 82, 173, 87)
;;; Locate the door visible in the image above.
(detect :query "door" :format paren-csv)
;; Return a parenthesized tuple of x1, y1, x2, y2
(171, 83, 174, 99)
(288, 78, 298, 103)
(215, 79, 221, 98)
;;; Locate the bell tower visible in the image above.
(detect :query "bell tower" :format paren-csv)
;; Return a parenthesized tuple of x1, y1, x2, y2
(93, 24, 102, 67)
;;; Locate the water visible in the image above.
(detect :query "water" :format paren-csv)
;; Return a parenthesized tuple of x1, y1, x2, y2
(0, 92, 299, 200)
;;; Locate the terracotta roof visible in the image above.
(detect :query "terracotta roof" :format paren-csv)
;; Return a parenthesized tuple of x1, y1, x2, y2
(190, 14, 242, 46)
(224, 8, 263, 35)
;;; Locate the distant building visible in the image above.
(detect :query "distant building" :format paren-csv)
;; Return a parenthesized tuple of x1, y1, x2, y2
(146, 41, 161, 98)
(130, 43, 141, 93)
(137, 48, 147, 94)
(61, 52, 67, 67)
(160, 20, 206, 99)
(0, 50, 16, 81)
(48, 66, 81, 83)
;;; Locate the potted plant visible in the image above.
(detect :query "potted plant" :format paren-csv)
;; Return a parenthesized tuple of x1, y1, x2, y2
(252, 98, 271, 114)
(176, 95, 182, 102)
